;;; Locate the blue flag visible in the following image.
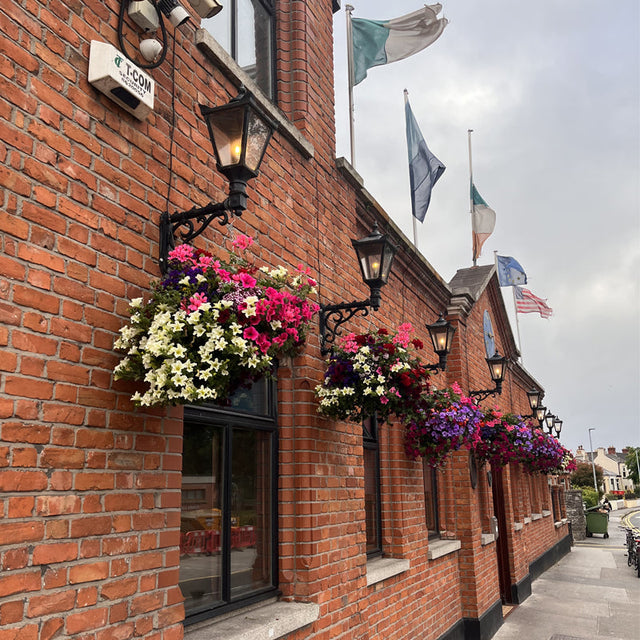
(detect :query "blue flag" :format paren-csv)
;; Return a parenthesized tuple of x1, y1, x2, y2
(405, 94, 445, 223)
(496, 255, 527, 286)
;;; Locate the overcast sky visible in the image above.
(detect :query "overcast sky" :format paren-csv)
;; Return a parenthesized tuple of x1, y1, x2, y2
(332, 0, 640, 455)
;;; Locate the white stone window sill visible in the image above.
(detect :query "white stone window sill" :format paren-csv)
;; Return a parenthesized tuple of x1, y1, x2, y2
(427, 539, 461, 560)
(524, 517, 532, 525)
(481, 533, 496, 546)
(542, 510, 552, 517)
(366, 557, 410, 586)
(185, 600, 319, 640)
(531, 513, 542, 521)
(514, 522, 524, 531)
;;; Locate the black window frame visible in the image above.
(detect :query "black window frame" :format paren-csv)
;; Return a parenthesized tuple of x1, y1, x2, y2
(181, 379, 279, 625)
(363, 414, 382, 557)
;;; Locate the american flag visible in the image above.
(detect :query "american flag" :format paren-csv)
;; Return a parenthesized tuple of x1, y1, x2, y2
(514, 285, 553, 318)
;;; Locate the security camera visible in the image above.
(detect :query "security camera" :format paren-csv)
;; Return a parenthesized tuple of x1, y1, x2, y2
(140, 38, 163, 62)
(188, 0, 222, 19)
(157, 0, 190, 27)
(128, 0, 160, 31)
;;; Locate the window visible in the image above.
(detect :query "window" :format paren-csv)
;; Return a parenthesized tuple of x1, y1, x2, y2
(363, 415, 382, 556)
(180, 379, 278, 623)
(203, 0, 275, 99)
(423, 461, 439, 537)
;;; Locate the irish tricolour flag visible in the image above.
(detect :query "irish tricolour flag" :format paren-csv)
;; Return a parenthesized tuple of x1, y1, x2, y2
(351, 5, 448, 85)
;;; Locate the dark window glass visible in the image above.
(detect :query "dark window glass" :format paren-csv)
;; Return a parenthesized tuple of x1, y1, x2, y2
(203, 0, 274, 99)
(180, 380, 277, 622)
(423, 461, 439, 537)
(363, 416, 382, 556)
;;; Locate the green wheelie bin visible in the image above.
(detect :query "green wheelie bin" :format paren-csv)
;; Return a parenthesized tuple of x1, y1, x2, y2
(585, 507, 609, 538)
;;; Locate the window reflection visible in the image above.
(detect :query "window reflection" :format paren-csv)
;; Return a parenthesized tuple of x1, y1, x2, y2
(180, 380, 275, 620)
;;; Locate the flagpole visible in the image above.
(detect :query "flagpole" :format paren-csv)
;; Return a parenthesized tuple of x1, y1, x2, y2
(346, 5, 356, 167)
(512, 285, 524, 364)
(405, 89, 419, 248)
(468, 129, 475, 266)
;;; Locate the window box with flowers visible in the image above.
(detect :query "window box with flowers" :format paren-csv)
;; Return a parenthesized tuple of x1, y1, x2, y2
(114, 235, 319, 406)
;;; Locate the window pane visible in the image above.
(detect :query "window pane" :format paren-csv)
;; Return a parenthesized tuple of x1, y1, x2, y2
(229, 377, 270, 415)
(237, 0, 272, 97)
(423, 461, 438, 534)
(230, 428, 272, 597)
(180, 424, 224, 613)
(202, 5, 231, 51)
(364, 445, 380, 554)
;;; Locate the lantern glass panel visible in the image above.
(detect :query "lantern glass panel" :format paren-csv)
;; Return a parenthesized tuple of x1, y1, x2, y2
(208, 108, 245, 167)
(380, 243, 396, 283)
(488, 357, 505, 382)
(358, 244, 385, 282)
(527, 389, 541, 411)
(245, 109, 272, 172)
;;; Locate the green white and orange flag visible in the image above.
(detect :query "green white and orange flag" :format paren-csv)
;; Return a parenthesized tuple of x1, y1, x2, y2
(351, 5, 448, 85)
(471, 183, 496, 261)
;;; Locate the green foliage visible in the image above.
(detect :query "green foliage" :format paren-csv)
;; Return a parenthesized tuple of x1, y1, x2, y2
(581, 487, 599, 508)
(624, 446, 639, 485)
(624, 490, 638, 500)
(569, 461, 603, 489)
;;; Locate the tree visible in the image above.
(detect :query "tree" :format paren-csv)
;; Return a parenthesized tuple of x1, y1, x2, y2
(570, 461, 603, 490)
(624, 446, 639, 485)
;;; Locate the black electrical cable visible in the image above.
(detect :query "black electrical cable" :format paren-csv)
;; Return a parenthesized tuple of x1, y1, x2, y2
(117, 0, 169, 69)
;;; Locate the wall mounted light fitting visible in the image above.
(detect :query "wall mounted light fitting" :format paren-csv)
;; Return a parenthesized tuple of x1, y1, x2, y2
(469, 350, 507, 402)
(159, 87, 277, 273)
(424, 314, 455, 373)
(318, 224, 398, 354)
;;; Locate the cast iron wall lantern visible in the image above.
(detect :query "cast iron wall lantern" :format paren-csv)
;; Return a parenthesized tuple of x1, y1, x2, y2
(523, 388, 546, 422)
(469, 350, 507, 402)
(159, 86, 277, 273)
(544, 411, 556, 434)
(553, 417, 563, 437)
(425, 314, 455, 372)
(526, 388, 542, 412)
(534, 405, 547, 425)
(319, 224, 398, 354)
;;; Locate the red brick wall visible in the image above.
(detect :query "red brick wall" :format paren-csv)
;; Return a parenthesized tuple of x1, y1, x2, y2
(0, 1, 567, 638)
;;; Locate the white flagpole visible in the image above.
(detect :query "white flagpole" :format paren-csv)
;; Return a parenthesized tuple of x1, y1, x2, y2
(346, 5, 356, 167)
(495, 250, 524, 363)
(405, 89, 419, 248)
(512, 285, 524, 364)
(468, 129, 475, 266)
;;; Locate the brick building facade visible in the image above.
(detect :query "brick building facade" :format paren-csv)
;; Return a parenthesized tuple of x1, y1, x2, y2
(1, 1, 569, 639)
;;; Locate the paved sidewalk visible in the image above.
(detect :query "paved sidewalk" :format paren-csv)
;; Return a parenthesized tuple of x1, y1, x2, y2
(492, 509, 640, 640)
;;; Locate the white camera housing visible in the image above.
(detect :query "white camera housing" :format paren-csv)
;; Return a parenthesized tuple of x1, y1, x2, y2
(158, 0, 190, 27)
(188, 0, 223, 19)
(88, 41, 155, 120)
(139, 38, 163, 62)
(128, 0, 160, 31)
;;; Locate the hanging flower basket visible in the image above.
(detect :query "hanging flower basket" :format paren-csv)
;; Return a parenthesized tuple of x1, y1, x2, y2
(518, 427, 567, 474)
(475, 408, 528, 468)
(114, 235, 319, 406)
(403, 383, 483, 468)
(315, 323, 430, 424)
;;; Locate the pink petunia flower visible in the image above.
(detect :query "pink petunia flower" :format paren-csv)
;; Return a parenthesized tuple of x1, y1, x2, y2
(187, 292, 208, 312)
(232, 234, 254, 251)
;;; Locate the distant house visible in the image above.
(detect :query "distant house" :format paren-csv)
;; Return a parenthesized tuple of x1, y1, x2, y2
(575, 446, 634, 494)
